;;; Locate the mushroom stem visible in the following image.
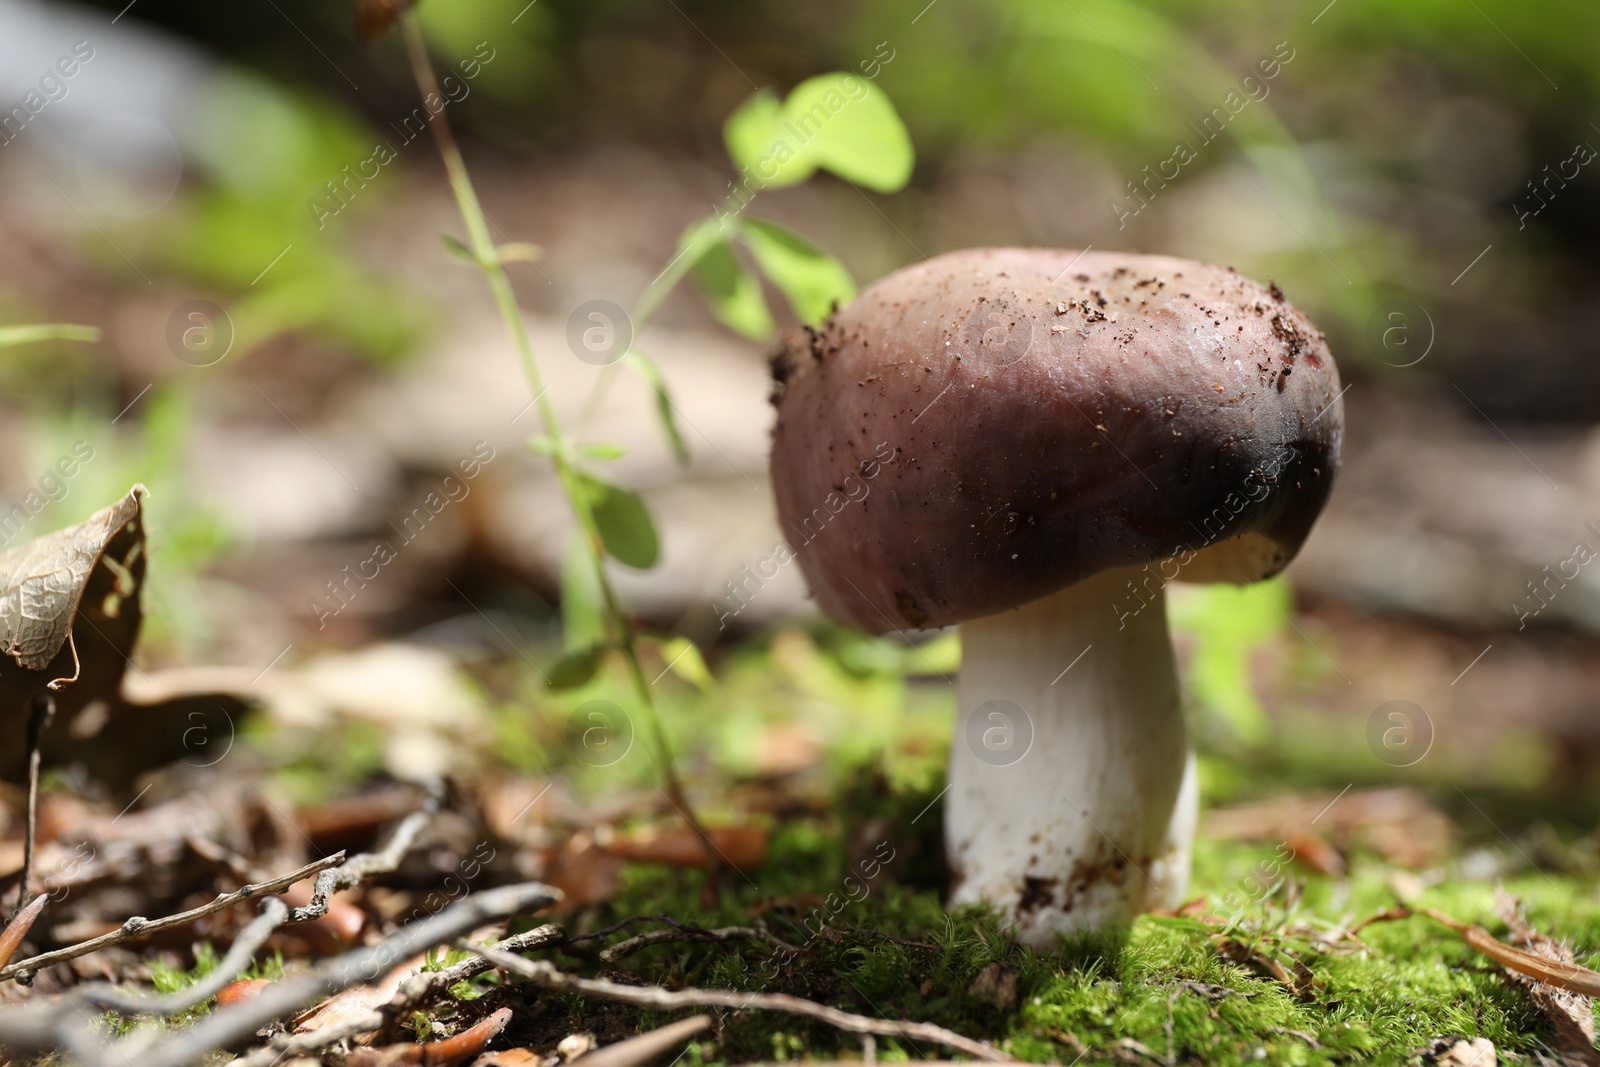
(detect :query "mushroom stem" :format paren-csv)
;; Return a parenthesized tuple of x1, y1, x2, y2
(948, 564, 1196, 946)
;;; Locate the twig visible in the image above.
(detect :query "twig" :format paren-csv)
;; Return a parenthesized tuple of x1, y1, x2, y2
(458, 941, 1014, 1062)
(399, 923, 566, 998)
(563, 913, 681, 946)
(79, 897, 292, 1016)
(569, 1015, 710, 1067)
(846, 928, 940, 951)
(0, 852, 345, 982)
(290, 780, 442, 924)
(16, 693, 56, 914)
(224, 1012, 387, 1067)
(8, 882, 564, 1067)
(599, 924, 791, 963)
(227, 922, 569, 1067)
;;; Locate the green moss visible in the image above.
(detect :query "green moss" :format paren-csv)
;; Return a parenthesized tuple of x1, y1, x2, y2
(515, 789, 1598, 1065)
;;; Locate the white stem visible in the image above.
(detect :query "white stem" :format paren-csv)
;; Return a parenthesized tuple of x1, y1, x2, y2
(947, 565, 1197, 947)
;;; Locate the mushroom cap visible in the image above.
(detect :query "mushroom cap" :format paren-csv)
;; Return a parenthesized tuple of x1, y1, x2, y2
(768, 247, 1344, 633)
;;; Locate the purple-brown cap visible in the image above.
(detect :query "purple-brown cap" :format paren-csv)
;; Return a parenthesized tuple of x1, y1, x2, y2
(768, 247, 1343, 632)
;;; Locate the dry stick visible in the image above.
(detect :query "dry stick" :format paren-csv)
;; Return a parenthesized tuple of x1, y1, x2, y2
(77, 899, 299, 1016)
(0, 852, 345, 983)
(390, 10, 721, 879)
(291, 780, 442, 924)
(599, 925, 789, 963)
(459, 942, 1014, 1062)
(225, 923, 569, 1067)
(15, 693, 56, 915)
(569, 1015, 711, 1067)
(1418, 908, 1600, 996)
(55, 883, 561, 1067)
(224, 1013, 385, 1067)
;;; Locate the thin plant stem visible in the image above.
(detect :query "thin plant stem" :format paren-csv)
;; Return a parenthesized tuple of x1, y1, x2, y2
(16, 694, 55, 915)
(394, 11, 717, 870)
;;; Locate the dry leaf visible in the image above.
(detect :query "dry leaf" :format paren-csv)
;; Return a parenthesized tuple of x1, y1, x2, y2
(217, 978, 273, 1006)
(294, 953, 426, 1038)
(0, 893, 48, 968)
(1204, 787, 1454, 869)
(539, 833, 623, 910)
(472, 1051, 541, 1067)
(1426, 1036, 1496, 1066)
(0, 488, 144, 775)
(0, 488, 252, 787)
(966, 962, 1019, 1011)
(1360, 907, 1600, 1001)
(1217, 940, 1317, 1001)
(605, 826, 768, 871)
(1495, 896, 1598, 1065)
(1284, 830, 1346, 878)
(348, 1007, 513, 1067)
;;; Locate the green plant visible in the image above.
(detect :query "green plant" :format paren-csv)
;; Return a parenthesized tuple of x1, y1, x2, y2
(382, 2, 915, 850)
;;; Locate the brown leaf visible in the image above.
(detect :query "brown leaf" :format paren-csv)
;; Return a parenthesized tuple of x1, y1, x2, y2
(349, 1007, 513, 1067)
(1495, 896, 1597, 1065)
(294, 953, 427, 1037)
(606, 826, 769, 871)
(1204, 787, 1454, 869)
(217, 978, 273, 1006)
(472, 1051, 541, 1067)
(1284, 830, 1346, 878)
(0, 486, 144, 677)
(1360, 906, 1600, 1001)
(538, 832, 623, 910)
(0, 892, 48, 968)
(0, 488, 145, 765)
(966, 962, 1019, 1011)
(0, 488, 213, 788)
(1216, 940, 1317, 1001)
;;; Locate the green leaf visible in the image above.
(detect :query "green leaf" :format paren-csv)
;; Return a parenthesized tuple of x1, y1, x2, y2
(622, 348, 690, 464)
(780, 73, 914, 192)
(723, 89, 784, 178)
(658, 636, 714, 691)
(441, 234, 476, 264)
(0, 324, 99, 347)
(579, 441, 626, 461)
(560, 537, 605, 651)
(721, 74, 915, 194)
(692, 238, 774, 341)
(528, 435, 556, 457)
(739, 218, 856, 324)
(546, 642, 610, 689)
(579, 473, 660, 569)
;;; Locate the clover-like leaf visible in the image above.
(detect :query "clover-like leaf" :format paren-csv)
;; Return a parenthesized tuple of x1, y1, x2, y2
(740, 218, 856, 324)
(722, 73, 914, 194)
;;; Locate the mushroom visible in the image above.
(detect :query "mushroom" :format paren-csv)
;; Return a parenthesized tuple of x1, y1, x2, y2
(768, 248, 1342, 945)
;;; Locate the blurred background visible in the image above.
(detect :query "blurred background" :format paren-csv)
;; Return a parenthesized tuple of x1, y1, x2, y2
(1, 0, 1598, 812)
